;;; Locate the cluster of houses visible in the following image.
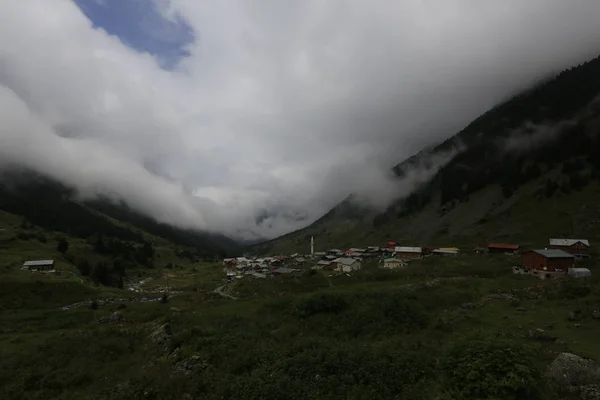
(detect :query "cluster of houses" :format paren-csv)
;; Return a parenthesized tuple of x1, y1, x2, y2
(223, 237, 592, 281)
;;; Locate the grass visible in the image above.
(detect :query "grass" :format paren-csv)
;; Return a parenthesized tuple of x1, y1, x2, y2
(1, 251, 598, 399)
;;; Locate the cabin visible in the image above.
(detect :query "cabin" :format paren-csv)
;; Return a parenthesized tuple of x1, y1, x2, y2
(488, 243, 520, 254)
(313, 260, 334, 270)
(549, 238, 590, 259)
(272, 267, 297, 275)
(22, 260, 55, 271)
(521, 249, 575, 279)
(333, 258, 362, 272)
(383, 258, 406, 269)
(393, 246, 423, 261)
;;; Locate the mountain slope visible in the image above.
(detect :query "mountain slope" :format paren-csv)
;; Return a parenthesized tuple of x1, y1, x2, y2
(255, 54, 600, 255)
(0, 169, 239, 286)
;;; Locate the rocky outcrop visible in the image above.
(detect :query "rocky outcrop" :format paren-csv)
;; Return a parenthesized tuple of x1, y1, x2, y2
(548, 353, 600, 399)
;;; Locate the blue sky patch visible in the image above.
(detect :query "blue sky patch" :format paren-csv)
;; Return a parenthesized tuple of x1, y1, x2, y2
(74, 0, 195, 68)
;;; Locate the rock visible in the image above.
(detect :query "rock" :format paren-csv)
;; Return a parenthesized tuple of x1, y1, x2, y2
(516, 307, 527, 312)
(581, 384, 600, 400)
(98, 311, 125, 324)
(172, 355, 208, 376)
(527, 328, 557, 342)
(460, 302, 475, 309)
(547, 353, 600, 387)
(170, 307, 181, 312)
(148, 323, 173, 344)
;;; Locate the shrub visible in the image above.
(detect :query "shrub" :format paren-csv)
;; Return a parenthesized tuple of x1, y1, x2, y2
(292, 293, 348, 317)
(441, 337, 544, 399)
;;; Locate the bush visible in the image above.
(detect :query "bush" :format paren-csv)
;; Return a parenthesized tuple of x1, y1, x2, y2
(441, 337, 544, 399)
(292, 293, 349, 317)
(382, 294, 429, 332)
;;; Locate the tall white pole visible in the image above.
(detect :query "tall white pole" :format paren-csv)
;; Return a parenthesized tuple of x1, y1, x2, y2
(311, 236, 314, 256)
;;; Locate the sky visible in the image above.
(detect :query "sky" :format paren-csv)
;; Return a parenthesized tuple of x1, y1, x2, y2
(1, 1, 600, 241)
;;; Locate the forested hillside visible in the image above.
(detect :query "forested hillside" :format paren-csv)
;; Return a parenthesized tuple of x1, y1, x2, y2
(256, 54, 600, 254)
(0, 169, 237, 287)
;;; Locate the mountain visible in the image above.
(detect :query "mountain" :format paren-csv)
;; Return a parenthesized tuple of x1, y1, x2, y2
(254, 54, 600, 255)
(0, 168, 239, 286)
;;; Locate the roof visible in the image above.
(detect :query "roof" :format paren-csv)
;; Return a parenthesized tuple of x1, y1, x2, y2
(394, 246, 422, 253)
(349, 248, 366, 252)
(438, 247, 460, 252)
(23, 260, 54, 266)
(488, 243, 520, 250)
(273, 267, 297, 274)
(328, 249, 341, 252)
(333, 257, 358, 266)
(528, 249, 575, 259)
(313, 252, 326, 256)
(550, 238, 590, 247)
(316, 260, 332, 265)
(384, 258, 405, 263)
(433, 249, 459, 254)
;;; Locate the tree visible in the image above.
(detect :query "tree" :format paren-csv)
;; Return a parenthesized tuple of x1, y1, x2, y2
(57, 237, 69, 254)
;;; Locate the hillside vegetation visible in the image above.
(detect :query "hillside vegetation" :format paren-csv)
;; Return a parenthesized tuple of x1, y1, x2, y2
(1, 255, 600, 399)
(0, 170, 238, 288)
(255, 54, 600, 255)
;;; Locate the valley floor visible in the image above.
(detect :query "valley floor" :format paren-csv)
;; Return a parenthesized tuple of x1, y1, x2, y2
(1, 255, 599, 399)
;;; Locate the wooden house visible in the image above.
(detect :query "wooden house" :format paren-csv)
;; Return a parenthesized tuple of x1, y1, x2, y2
(521, 249, 575, 279)
(487, 243, 520, 254)
(549, 239, 590, 259)
(22, 260, 55, 271)
(393, 246, 423, 261)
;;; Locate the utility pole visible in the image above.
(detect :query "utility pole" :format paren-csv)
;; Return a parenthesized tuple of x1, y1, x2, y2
(311, 236, 314, 256)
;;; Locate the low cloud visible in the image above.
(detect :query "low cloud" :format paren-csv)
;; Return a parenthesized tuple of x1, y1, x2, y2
(2, 1, 600, 240)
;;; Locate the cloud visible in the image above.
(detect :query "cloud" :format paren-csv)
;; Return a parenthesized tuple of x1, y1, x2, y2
(1, 0, 600, 239)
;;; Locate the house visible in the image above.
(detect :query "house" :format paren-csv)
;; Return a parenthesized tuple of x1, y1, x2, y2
(236, 257, 250, 265)
(367, 246, 380, 252)
(349, 248, 366, 253)
(393, 246, 423, 261)
(313, 260, 333, 270)
(22, 260, 55, 271)
(387, 241, 397, 247)
(272, 267, 298, 275)
(222, 258, 236, 266)
(333, 258, 362, 272)
(549, 238, 590, 259)
(568, 268, 591, 278)
(313, 251, 326, 257)
(488, 243, 520, 254)
(290, 253, 300, 258)
(383, 258, 406, 269)
(324, 255, 337, 261)
(521, 249, 575, 279)
(328, 249, 341, 255)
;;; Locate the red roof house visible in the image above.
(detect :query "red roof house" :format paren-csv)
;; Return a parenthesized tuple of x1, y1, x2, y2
(487, 243, 520, 254)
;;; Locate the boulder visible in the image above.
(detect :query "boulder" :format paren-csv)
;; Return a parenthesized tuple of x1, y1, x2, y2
(527, 328, 557, 342)
(547, 353, 600, 387)
(98, 311, 125, 324)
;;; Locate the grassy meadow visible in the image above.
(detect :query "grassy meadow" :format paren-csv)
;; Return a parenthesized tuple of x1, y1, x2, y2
(1, 251, 599, 399)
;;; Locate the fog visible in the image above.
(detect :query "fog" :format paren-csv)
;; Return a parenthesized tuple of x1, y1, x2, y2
(1, 1, 600, 240)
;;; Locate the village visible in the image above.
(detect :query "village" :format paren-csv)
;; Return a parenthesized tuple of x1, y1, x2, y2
(221, 237, 593, 281)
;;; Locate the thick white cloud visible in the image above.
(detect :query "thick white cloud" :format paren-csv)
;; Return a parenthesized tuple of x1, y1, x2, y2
(1, 0, 600, 239)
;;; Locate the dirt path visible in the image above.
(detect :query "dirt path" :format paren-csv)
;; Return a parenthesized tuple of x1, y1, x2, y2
(213, 284, 238, 300)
